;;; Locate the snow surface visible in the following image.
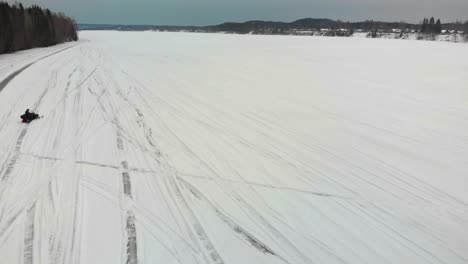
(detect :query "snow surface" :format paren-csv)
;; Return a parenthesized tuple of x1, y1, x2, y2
(1, 31, 468, 264)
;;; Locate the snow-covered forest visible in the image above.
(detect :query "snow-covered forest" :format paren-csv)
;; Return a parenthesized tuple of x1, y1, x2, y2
(0, 2, 78, 54)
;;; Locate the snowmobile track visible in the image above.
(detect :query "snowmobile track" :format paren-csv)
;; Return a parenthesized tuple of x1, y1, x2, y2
(182, 179, 280, 256)
(0, 45, 77, 94)
(23, 205, 36, 264)
(115, 125, 138, 264)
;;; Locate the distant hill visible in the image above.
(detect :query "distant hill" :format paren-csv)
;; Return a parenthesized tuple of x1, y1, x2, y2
(203, 18, 340, 33)
(78, 24, 199, 32)
(79, 17, 467, 37)
(202, 18, 425, 33)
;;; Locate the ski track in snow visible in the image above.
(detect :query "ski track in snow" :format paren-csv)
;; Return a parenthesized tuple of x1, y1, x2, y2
(0, 32, 468, 264)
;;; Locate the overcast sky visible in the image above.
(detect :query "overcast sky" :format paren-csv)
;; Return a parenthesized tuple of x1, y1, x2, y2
(7, 0, 468, 25)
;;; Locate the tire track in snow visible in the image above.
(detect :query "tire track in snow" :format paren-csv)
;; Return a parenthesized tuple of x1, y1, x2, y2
(23, 205, 36, 264)
(159, 124, 315, 263)
(64, 59, 89, 264)
(134, 107, 301, 263)
(80, 174, 200, 262)
(0, 68, 57, 185)
(0, 128, 27, 183)
(52, 63, 80, 151)
(94, 69, 165, 264)
(181, 178, 294, 264)
(107, 70, 224, 264)
(121, 161, 132, 198)
(123, 74, 229, 264)
(0, 66, 58, 264)
(0, 65, 59, 252)
(0, 45, 77, 94)
(126, 212, 138, 264)
(167, 176, 225, 264)
(23, 70, 57, 264)
(122, 71, 320, 263)
(116, 128, 138, 264)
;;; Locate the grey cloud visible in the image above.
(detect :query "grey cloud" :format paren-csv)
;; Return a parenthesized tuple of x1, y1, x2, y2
(6, 0, 468, 25)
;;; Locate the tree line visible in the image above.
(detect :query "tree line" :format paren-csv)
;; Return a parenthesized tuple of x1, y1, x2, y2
(465, 21, 468, 39)
(202, 17, 468, 36)
(421, 17, 442, 34)
(0, 2, 78, 54)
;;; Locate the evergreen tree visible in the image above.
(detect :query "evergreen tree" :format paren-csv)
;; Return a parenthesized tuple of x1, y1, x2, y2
(435, 19, 442, 34)
(0, 3, 13, 52)
(0, 1, 77, 54)
(464, 21, 468, 40)
(421, 18, 428, 33)
(429, 17, 435, 33)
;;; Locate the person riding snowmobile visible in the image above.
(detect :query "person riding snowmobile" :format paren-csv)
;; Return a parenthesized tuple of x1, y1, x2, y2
(21, 109, 40, 123)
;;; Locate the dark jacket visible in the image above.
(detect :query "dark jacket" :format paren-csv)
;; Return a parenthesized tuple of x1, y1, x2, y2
(21, 110, 39, 121)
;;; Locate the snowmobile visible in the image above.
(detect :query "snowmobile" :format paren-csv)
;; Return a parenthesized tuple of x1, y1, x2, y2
(20, 109, 41, 123)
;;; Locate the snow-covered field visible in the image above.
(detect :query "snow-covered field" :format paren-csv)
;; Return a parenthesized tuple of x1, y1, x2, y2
(1, 31, 468, 264)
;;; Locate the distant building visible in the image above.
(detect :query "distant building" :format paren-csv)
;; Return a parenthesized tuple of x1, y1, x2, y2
(295, 30, 315, 35)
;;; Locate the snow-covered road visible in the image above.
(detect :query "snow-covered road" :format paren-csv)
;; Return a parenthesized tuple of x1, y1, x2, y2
(0, 31, 468, 264)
